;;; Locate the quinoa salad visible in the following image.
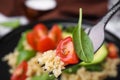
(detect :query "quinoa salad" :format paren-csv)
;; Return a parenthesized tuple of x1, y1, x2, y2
(2, 9, 120, 80)
(3, 23, 120, 80)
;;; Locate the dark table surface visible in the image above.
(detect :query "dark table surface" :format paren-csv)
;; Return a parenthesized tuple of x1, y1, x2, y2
(0, 0, 108, 22)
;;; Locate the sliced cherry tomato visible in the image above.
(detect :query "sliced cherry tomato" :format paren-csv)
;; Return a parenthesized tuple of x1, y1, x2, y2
(33, 23, 48, 38)
(56, 37, 79, 65)
(26, 24, 62, 52)
(48, 24, 62, 46)
(36, 36, 56, 52)
(26, 32, 36, 49)
(107, 43, 118, 59)
(11, 61, 28, 80)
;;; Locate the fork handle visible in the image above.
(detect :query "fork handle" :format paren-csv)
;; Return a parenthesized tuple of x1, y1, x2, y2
(97, 0, 120, 29)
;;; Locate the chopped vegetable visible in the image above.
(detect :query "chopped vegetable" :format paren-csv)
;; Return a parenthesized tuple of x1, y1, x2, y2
(11, 61, 27, 80)
(26, 32, 36, 50)
(107, 43, 118, 59)
(63, 63, 103, 74)
(26, 23, 62, 52)
(16, 32, 27, 51)
(48, 24, 62, 46)
(84, 64, 103, 71)
(63, 64, 80, 73)
(31, 73, 56, 80)
(33, 23, 48, 39)
(56, 37, 79, 65)
(36, 36, 56, 52)
(16, 50, 35, 65)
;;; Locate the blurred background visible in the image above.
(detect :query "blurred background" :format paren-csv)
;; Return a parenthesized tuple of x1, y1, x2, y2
(0, 0, 119, 38)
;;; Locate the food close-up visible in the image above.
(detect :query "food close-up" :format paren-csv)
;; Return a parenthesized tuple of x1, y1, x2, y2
(0, 0, 120, 80)
(2, 23, 120, 80)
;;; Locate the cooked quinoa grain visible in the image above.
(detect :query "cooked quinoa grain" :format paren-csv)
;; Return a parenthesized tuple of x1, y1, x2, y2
(26, 53, 45, 80)
(3, 40, 120, 80)
(3, 50, 19, 73)
(38, 50, 65, 77)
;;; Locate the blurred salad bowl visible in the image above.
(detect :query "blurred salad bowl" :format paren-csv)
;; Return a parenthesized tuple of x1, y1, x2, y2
(0, 19, 120, 80)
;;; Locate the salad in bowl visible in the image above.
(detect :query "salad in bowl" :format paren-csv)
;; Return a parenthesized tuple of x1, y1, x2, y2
(2, 9, 120, 80)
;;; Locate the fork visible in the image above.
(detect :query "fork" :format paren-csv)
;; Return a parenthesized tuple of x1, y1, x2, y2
(85, 1, 120, 53)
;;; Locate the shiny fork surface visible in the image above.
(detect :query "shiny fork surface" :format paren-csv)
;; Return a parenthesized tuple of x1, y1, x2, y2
(85, 1, 120, 53)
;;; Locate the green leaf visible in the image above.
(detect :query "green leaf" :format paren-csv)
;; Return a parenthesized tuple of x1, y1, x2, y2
(63, 64, 80, 74)
(16, 30, 31, 51)
(63, 63, 103, 74)
(73, 8, 94, 63)
(84, 64, 103, 71)
(0, 20, 20, 29)
(16, 50, 35, 65)
(31, 73, 56, 80)
(16, 32, 26, 51)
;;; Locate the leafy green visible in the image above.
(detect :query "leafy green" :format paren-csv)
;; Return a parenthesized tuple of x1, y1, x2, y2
(0, 20, 20, 29)
(16, 50, 35, 65)
(16, 30, 36, 65)
(73, 8, 94, 63)
(31, 73, 56, 80)
(63, 64, 80, 74)
(63, 63, 103, 74)
(84, 64, 103, 71)
(16, 30, 31, 51)
(16, 32, 26, 51)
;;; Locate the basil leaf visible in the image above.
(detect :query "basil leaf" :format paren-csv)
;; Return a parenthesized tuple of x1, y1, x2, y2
(73, 8, 94, 63)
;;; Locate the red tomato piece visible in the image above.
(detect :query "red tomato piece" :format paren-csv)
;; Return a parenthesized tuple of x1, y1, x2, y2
(48, 24, 62, 46)
(36, 36, 56, 52)
(26, 23, 62, 53)
(107, 43, 118, 59)
(26, 32, 36, 50)
(33, 23, 48, 38)
(56, 37, 79, 65)
(11, 61, 28, 80)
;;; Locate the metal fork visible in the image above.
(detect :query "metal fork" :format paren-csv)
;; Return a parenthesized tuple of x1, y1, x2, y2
(85, 1, 120, 53)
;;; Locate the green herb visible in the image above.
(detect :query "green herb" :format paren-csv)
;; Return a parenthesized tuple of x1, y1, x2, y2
(31, 73, 56, 80)
(63, 63, 103, 74)
(63, 64, 80, 74)
(16, 30, 31, 51)
(73, 8, 94, 63)
(16, 50, 35, 65)
(16, 32, 26, 51)
(84, 64, 103, 71)
(0, 20, 20, 29)
(16, 30, 36, 65)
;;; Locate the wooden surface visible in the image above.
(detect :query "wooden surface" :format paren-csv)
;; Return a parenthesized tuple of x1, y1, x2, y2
(0, 0, 108, 22)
